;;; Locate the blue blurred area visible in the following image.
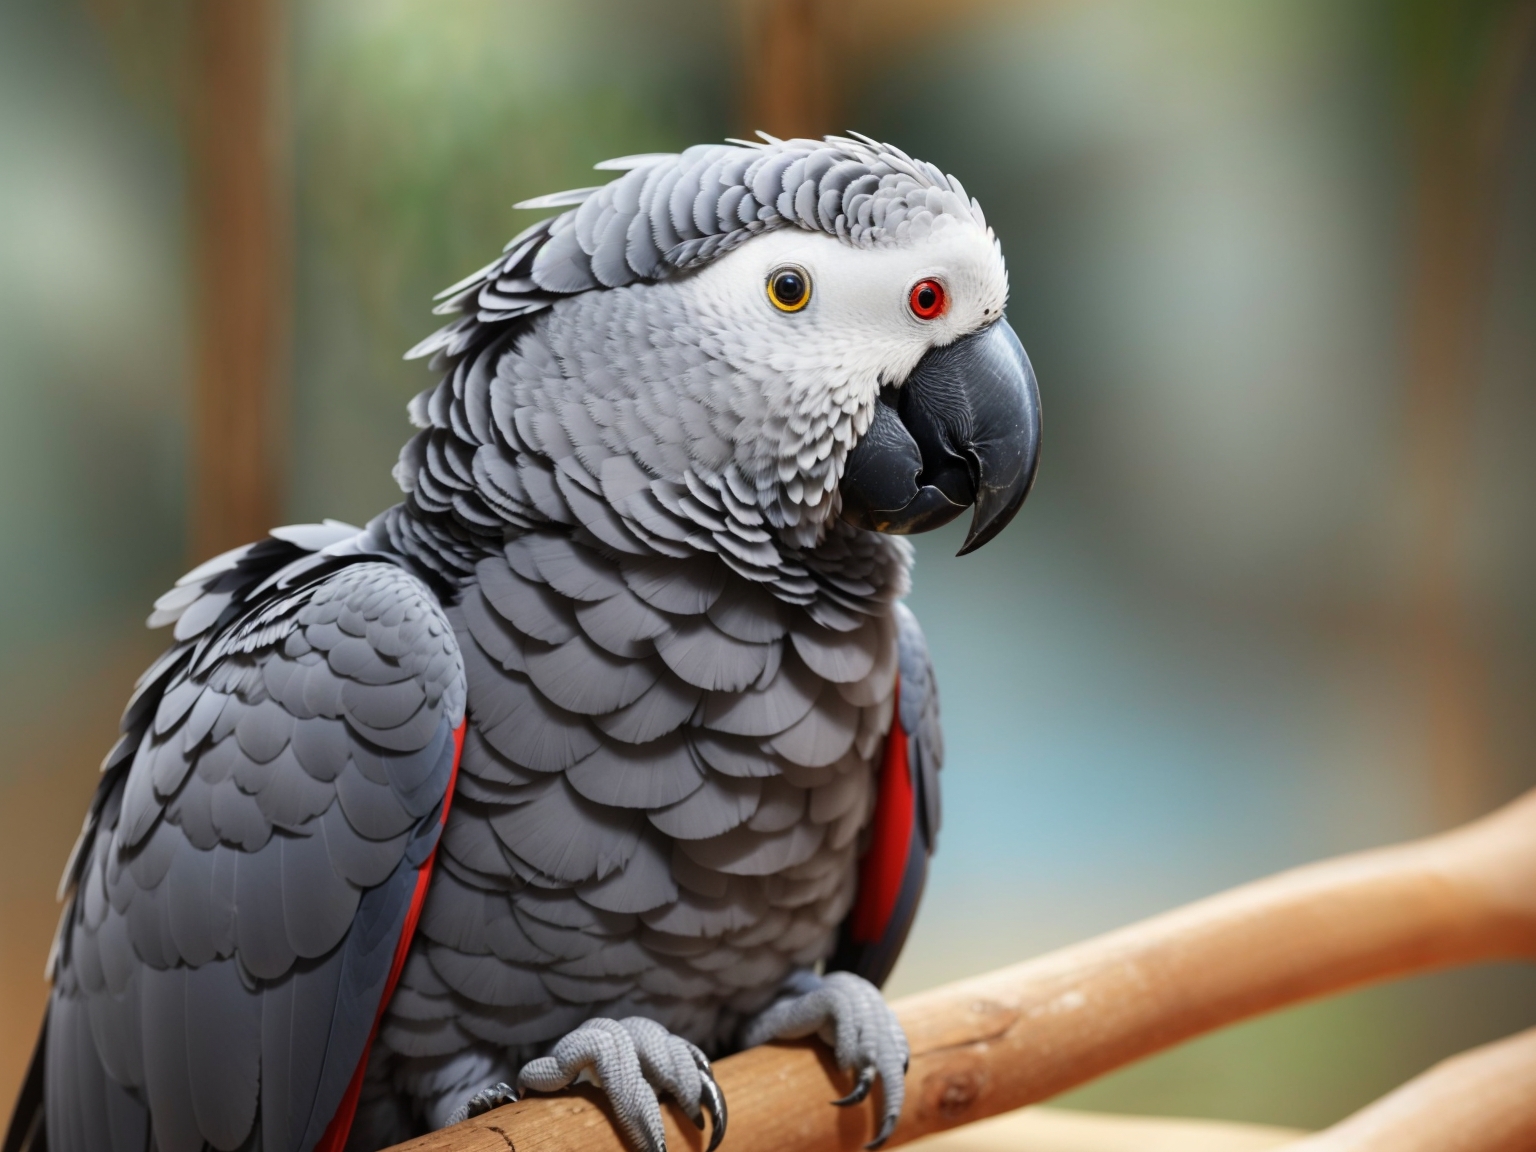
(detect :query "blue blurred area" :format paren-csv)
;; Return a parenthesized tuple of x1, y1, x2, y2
(2, 0, 1534, 1132)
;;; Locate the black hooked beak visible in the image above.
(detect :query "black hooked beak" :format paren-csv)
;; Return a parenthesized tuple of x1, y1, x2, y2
(840, 318, 1041, 555)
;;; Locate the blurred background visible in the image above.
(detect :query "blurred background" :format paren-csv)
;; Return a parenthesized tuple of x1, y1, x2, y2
(2, 0, 1534, 1134)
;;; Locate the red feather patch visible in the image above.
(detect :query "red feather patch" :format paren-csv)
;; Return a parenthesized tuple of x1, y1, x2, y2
(314, 719, 467, 1152)
(850, 678, 914, 945)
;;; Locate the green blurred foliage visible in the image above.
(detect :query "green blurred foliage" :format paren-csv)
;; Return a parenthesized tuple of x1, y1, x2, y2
(0, 0, 187, 661)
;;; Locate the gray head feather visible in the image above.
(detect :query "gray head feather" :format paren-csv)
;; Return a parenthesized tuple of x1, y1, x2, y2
(408, 133, 985, 364)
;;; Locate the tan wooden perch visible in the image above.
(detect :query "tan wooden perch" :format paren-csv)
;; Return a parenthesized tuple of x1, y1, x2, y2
(386, 790, 1536, 1152)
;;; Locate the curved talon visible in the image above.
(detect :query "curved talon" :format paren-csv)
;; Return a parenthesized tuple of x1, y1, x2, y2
(832, 1065, 876, 1107)
(699, 1064, 728, 1152)
(445, 1081, 519, 1126)
(867, 1109, 899, 1151)
(745, 971, 908, 1150)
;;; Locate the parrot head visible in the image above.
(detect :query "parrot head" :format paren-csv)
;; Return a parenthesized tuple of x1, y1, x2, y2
(672, 213, 1037, 555)
(412, 134, 1040, 556)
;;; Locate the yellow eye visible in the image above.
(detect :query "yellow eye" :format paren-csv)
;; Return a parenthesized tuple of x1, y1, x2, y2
(767, 266, 811, 312)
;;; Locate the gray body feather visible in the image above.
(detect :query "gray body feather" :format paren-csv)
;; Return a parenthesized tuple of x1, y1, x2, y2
(357, 232, 944, 1138)
(21, 136, 954, 1152)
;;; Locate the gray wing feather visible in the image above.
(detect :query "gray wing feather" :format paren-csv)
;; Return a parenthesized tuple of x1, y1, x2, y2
(234, 838, 295, 981)
(280, 828, 362, 958)
(260, 944, 344, 1152)
(45, 543, 466, 1152)
(254, 749, 335, 829)
(163, 840, 235, 968)
(319, 802, 408, 888)
(235, 698, 294, 762)
(184, 958, 261, 1151)
(290, 716, 349, 782)
(212, 783, 273, 853)
(52, 994, 147, 1152)
(334, 759, 418, 840)
(140, 966, 201, 1152)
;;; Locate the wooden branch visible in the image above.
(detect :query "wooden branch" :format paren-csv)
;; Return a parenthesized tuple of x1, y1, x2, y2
(384, 789, 1536, 1152)
(1278, 1025, 1536, 1152)
(188, 0, 288, 561)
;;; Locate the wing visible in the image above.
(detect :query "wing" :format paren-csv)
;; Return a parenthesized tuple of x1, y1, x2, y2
(33, 537, 466, 1152)
(827, 602, 942, 987)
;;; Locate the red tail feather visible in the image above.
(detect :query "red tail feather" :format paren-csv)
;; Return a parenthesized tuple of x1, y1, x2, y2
(850, 678, 914, 945)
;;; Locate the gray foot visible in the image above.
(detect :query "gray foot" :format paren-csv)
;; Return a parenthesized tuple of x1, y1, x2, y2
(444, 1081, 518, 1126)
(517, 1017, 726, 1152)
(742, 970, 909, 1148)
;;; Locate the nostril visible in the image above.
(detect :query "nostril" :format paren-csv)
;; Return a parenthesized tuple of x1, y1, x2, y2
(918, 460, 975, 509)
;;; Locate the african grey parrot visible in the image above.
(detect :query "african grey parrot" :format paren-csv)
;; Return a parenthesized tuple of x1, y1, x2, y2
(4, 133, 1039, 1152)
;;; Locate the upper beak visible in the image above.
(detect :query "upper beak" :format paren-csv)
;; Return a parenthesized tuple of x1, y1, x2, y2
(839, 317, 1041, 555)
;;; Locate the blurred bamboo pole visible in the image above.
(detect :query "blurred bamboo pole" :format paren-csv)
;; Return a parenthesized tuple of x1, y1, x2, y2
(739, 0, 843, 139)
(736, 0, 1009, 141)
(187, 0, 289, 561)
(384, 788, 1536, 1152)
(1400, 2, 1535, 824)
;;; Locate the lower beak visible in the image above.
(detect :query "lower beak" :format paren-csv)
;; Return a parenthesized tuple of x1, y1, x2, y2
(839, 318, 1041, 555)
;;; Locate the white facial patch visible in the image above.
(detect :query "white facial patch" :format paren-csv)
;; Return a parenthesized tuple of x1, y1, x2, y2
(671, 222, 1009, 542)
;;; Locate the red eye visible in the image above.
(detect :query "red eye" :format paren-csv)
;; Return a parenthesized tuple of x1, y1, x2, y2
(909, 279, 946, 320)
